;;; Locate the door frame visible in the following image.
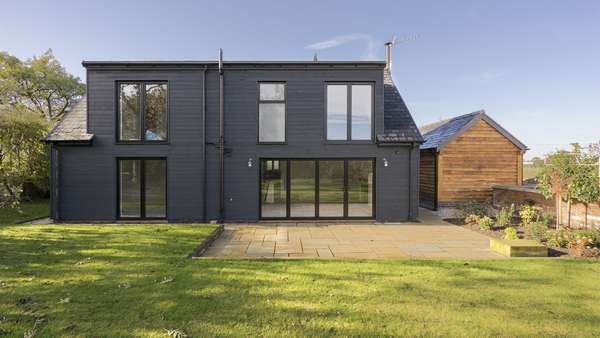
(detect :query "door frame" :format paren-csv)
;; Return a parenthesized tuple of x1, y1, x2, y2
(259, 158, 376, 220)
(116, 157, 168, 220)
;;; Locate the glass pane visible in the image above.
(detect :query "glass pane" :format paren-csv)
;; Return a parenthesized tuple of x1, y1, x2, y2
(319, 160, 344, 217)
(348, 160, 373, 217)
(119, 84, 141, 140)
(351, 85, 372, 140)
(260, 83, 285, 101)
(145, 83, 168, 141)
(327, 85, 347, 140)
(144, 160, 166, 218)
(120, 160, 141, 217)
(259, 103, 285, 142)
(261, 160, 287, 217)
(290, 160, 315, 217)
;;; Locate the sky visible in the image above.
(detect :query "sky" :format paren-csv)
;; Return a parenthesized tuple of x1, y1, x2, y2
(2, 0, 599, 159)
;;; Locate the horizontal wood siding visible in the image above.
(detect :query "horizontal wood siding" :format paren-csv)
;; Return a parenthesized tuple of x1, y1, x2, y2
(419, 149, 436, 209)
(438, 119, 522, 205)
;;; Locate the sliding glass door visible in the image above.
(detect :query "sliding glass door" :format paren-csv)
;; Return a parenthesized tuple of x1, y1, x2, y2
(260, 159, 374, 219)
(318, 160, 344, 217)
(118, 158, 167, 219)
(290, 160, 316, 217)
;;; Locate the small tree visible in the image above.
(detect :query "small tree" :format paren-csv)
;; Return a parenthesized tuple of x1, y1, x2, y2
(537, 144, 600, 228)
(0, 107, 49, 208)
(571, 148, 600, 228)
(0, 49, 85, 121)
(537, 148, 576, 228)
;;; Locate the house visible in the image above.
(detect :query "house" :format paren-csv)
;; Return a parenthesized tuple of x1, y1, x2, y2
(418, 111, 527, 210)
(44, 47, 423, 223)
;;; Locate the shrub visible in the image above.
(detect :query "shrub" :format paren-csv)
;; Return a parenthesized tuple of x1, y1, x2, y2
(464, 214, 481, 226)
(478, 216, 495, 230)
(458, 201, 490, 219)
(546, 229, 572, 248)
(539, 213, 554, 226)
(504, 227, 519, 240)
(524, 222, 549, 242)
(519, 205, 542, 225)
(495, 204, 515, 228)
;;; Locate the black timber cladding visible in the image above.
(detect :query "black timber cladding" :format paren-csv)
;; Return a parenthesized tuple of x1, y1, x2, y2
(48, 61, 421, 222)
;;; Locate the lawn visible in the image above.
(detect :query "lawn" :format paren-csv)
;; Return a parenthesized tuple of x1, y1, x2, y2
(0, 200, 49, 224)
(1, 224, 600, 337)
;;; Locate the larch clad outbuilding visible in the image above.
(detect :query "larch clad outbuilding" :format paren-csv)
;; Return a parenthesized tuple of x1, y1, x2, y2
(418, 111, 527, 210)
(44, 54, 423, 223)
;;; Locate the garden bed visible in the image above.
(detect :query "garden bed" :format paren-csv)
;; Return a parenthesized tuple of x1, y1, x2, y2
(444, 218, 570, 257)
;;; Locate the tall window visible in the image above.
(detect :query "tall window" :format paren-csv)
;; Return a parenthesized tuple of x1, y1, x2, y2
(118, 158, 166, 219)
(326, 83, 373, 141)
(258, 82, 286, 143)
(118, 82, 168, 141)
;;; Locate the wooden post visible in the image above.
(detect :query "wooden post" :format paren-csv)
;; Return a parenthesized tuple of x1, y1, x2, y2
(517, 151, 523, 185)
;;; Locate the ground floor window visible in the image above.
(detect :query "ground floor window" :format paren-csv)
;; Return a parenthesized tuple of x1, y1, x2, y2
(260, 159, 374, 219)
(118, 158, 166, 219)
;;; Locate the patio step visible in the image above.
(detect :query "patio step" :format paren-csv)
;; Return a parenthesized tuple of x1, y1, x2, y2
(490, 238, 547, 257)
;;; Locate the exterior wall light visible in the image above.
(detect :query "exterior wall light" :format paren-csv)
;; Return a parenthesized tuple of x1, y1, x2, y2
(383, 158, 389, 167)
(247, 158, 253, 168)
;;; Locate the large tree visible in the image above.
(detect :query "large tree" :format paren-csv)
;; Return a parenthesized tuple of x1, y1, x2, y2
(0, 49, 85, 121)
(0, 107, 49, 208)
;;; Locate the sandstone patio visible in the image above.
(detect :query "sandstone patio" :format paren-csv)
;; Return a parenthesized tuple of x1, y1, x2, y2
(202, 210, 504, 259)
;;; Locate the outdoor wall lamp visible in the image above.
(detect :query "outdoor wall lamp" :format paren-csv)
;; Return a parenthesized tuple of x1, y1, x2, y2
(247, 158, 253, 168)
(383, 158, 389, 167)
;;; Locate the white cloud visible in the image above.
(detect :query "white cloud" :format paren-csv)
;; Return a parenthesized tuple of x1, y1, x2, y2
(306, 34, 378, 60)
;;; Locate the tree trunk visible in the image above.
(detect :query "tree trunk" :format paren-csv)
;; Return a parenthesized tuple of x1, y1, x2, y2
(584, 203, 588, 229)
(555, 196, 561, 229)
(567, 199, 572, 228)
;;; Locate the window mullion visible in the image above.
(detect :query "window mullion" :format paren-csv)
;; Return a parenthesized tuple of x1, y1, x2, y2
(347, 84, 352, 141)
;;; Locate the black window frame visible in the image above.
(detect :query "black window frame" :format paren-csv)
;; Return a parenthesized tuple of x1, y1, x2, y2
(324, 82, 375, 144)
(116, 81, 170, 144)
(258, 158, 376, 220)
(116, 157, 168, 220)
(257, 81, 287, 144)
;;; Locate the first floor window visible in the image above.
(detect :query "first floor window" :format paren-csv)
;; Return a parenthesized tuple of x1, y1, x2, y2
(119, 158, 166, 219)
(326, 83, 373, 141)
(119, 82, 168, 141)
(258, 82, 286, 143)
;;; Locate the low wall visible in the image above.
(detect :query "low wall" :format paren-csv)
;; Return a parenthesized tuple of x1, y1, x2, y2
(492, 184, 554, 213)
(492, 184, 600, 229)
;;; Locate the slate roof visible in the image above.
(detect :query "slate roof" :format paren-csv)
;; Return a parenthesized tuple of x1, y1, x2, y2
(376, 70, 423, 144)
(44, 97, 94, 143)
(419, 110, 528, 151)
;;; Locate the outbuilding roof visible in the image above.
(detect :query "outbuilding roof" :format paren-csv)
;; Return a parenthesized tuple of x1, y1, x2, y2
(44, 97, 94, 143)
(419, 110, 528, 151)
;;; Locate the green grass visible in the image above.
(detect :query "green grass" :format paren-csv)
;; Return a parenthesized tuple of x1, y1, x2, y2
(0, 200, 49, 224)
(1, 224, 600, 337)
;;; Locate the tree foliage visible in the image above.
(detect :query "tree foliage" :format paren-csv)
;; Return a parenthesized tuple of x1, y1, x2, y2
(0, 49, 85, 121)
(0, 107, 50, 208)
(537, 144, 599, 228)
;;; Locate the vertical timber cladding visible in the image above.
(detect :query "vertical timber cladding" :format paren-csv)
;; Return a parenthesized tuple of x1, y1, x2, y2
(437, 119, 523, 204)
(419, 149, 437, 210)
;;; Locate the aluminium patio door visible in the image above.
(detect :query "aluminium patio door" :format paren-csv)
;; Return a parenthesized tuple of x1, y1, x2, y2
(260, 159, 374, 219)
